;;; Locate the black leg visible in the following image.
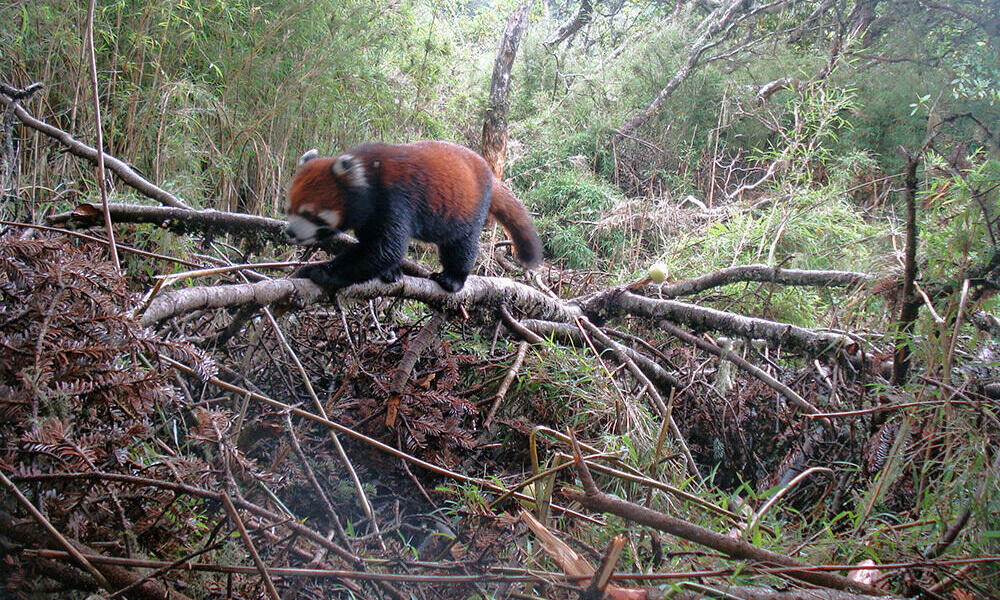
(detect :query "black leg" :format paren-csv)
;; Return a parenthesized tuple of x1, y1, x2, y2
(294, 230, 408, 293)
(431, 235, 478, 293)
(379, 265, 402, 283)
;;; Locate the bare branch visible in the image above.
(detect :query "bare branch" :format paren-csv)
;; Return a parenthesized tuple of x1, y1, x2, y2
(545, 0, 593, 47)
(0, 91, 191, 209)
(579, 289, 852, 358)
(645, 264, 873, 297)
(564, 456, 887, 595)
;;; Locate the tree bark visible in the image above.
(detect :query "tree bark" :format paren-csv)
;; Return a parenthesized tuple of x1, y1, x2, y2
(544, 0, 593, 47)
(482, 2, 532, 178)
(891, 149, 921, 385)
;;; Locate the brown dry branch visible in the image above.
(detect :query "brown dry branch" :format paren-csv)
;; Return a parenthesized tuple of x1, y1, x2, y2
(564, 433, 889, 597)
(0, 91, 191, 209)
(0, 511, 193, 600)
(12, 547, 916, 600)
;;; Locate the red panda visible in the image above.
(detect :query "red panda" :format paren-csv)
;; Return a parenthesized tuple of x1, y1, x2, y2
(286, 140, 542, 293)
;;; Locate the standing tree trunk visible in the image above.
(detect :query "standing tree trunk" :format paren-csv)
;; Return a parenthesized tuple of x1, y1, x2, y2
(891, 149, 921, 385)
(482, 2, 532, 178)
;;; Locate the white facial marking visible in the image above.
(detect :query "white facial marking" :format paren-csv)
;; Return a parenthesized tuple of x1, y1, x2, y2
(298, 148, 319, 168)
(332, 153, 367, 188)
(318, 210, 342, 229)
(286, 215, 319, 245)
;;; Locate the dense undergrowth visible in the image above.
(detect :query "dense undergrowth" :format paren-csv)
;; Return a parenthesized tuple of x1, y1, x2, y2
(3, 0, 1000, 598)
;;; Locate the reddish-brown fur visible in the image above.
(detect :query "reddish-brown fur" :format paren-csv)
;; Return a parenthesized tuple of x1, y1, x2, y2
(287, 142, 491, 220)
(286, 140, 541, 293)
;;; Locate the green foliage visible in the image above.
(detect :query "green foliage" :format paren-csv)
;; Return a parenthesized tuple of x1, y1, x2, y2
(524, 168, 626, 269)
(4, 0, 470, 215)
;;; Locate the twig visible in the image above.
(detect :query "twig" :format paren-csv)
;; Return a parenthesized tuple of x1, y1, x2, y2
(388, 313, 444, 427)
(85, 0, 120, 274)
(483, 340, 529, 430)
(220, 493, 281, 600)
(0, 471, 112, 589)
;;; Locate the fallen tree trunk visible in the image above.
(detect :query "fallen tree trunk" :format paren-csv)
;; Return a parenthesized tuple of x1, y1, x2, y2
(139, 270, 856, 362)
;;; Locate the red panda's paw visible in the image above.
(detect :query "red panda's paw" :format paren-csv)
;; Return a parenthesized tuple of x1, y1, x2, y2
(430, 272, 465, 293)
(379, 266, 402, 284)
(294, 263, 344, 293)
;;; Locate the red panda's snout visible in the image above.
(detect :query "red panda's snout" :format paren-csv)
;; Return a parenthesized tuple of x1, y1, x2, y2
(285, 209, 343, 245)
(285, 148, 348, 245)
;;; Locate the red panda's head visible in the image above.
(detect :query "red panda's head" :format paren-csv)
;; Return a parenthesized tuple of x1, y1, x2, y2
(285, 149, 369, 245)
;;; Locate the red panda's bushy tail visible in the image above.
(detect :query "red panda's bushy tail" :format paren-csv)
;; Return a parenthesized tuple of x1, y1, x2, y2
(488, 179, 542, 268)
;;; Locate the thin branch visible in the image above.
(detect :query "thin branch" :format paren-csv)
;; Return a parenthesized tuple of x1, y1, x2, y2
(564, 435, 887, 596)
(86, 0, 120, 274)
(0, 90, 191, 209)
(220, 493, 281, 600)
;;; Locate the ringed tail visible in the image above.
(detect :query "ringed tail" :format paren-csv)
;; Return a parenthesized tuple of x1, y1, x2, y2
(488, 180, 542, 269)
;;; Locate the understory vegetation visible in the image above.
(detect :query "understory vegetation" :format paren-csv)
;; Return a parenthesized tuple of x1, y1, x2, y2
(2, 1, 999, 599)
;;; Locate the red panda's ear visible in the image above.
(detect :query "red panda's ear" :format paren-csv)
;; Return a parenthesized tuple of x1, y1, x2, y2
(297, 149, 319, 168)
(332, 154, 367, 189)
